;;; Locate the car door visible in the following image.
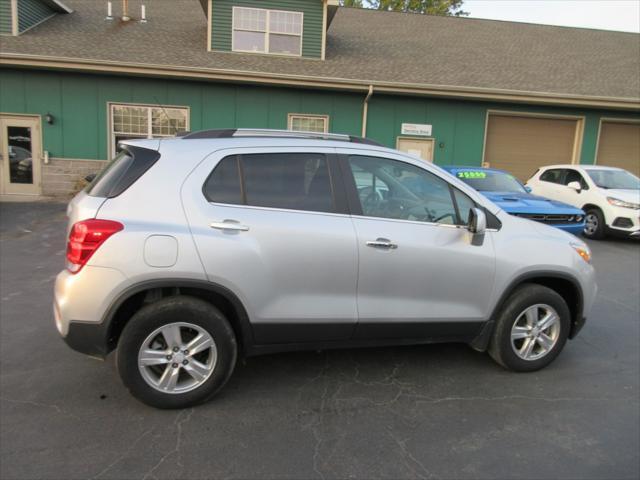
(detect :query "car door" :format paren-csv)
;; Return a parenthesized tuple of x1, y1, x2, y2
(182, 147, 358, 344)
(531, 168, 567, 200)
(556, 169, 590, 207)
(337, 149, 497, 341)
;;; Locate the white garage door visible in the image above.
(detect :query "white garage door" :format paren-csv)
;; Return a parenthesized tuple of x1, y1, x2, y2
(596, 121, 640, 177)
(484, 114, 579, 181)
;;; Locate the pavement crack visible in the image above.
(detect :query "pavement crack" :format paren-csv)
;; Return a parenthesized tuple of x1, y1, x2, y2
(142, 408, 194, 480)
(91, 428, 155, 479)
(405, 394, 636, 404)
(0, 396, 80, 420)
(387, 428, 438, 480)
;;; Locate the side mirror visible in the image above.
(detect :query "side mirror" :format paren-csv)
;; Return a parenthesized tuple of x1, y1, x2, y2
(524, 185, 532, 193)
(567, 181, 582, 193)
(468, 207, 487, 235)
(84, 173, 96, 183)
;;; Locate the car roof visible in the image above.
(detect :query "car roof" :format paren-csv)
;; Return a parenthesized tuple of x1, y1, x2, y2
(538, 164, 625, 171)
(120, 129, 400, 156)
(443, 166, 512, 175)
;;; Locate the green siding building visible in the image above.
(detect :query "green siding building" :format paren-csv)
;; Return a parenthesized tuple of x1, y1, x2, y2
(0, 0, 638, 198)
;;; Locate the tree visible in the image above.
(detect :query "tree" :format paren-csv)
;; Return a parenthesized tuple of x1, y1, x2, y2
(340, 0, 468, 16)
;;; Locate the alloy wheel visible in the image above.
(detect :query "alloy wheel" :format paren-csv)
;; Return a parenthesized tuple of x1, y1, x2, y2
(510, 304, 561, 361)
(137, 322, 217, 394)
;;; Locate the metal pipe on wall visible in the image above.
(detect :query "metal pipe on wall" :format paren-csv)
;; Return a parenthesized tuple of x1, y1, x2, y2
(361, 85, 374, 138)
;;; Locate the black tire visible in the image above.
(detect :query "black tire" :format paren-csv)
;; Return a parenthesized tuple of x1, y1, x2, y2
(488, 284, 570, 372)
(584, 207, 606, 240)
(117, 296, 237, 409)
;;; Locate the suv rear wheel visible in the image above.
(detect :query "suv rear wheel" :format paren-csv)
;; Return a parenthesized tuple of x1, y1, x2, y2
(117, 296, 237, 408)
(488, 284, 570, 372)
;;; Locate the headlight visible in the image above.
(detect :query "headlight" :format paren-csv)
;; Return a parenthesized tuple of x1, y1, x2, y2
(571, 242, 591, 264)
(607, 197, 640, 209)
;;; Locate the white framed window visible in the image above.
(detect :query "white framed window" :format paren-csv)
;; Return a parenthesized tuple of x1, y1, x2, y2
(109, 103, 189, 156)
(288, 114, 329, 133)
(232, 6, 303, 56)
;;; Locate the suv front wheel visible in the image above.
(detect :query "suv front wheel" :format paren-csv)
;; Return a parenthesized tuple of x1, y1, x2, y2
(117, 296, 237, 409)
(488, 284, 570, 372)
(584, 208, 606, 239)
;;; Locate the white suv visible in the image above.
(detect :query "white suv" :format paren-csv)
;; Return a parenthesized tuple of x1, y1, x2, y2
(527, 165, 640, 239)
(55, 130, 597, 408)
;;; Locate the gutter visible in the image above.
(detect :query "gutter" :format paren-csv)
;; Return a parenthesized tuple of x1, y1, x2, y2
(361, 85, 374, 137)
(1, 53, 639, 111)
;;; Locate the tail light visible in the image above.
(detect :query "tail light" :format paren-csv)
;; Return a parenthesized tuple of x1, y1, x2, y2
(66, 219, 123, 273)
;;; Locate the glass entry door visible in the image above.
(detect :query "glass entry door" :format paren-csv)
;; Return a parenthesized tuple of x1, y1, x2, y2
(0, 115, 42, 196)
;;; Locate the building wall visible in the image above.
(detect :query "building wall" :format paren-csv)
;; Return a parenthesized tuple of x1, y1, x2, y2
(211, 0, 324, 58)
(0, 0, 13, 35)
(367, 96, 639, 166)
(17, 0, 54, 33)
(1, 68, 638, 196)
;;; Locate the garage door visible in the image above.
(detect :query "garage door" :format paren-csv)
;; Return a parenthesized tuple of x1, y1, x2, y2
(596, 121, 640, 177)
(484, 114, 579, 181)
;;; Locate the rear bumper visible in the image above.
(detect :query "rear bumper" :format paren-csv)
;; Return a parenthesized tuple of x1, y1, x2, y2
(62, 321, 110, 357)
(54, 266, 127, 356)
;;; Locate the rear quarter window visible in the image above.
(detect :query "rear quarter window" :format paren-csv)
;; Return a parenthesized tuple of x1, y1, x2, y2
(87, 146, 160, 198)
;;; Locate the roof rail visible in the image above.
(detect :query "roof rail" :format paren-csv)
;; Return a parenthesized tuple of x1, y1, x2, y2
(179, 128, 383, 146)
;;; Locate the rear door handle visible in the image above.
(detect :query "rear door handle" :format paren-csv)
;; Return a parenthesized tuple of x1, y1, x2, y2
(366, 238, 397, 249)
(210, 220, 249, 232)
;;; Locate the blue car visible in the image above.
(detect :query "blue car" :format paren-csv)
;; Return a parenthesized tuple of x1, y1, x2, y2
(444, 167, 585, 235)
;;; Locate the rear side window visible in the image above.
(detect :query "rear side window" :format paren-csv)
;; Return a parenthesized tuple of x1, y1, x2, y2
(203, 156, 242, 204)
(87, 146, 160, 198)
(539, 169, 564, 184)
(203, 153, 335, 213)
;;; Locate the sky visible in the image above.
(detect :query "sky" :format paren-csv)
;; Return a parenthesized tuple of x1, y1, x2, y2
(465, 0, 640, 33)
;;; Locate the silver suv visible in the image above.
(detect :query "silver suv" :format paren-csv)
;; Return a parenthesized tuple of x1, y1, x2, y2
(55, 130, 597, 408)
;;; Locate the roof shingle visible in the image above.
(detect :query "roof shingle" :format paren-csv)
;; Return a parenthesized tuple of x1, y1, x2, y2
(1, 0, 639, 104)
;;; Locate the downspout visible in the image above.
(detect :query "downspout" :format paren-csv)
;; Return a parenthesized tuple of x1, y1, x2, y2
(361, 84, 374, 138)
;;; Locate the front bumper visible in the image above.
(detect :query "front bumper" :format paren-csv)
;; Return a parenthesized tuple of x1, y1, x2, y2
(605, 205, 640, 237)
(554, 223, 586, 236)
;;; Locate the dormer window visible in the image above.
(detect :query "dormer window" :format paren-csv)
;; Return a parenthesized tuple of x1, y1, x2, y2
(232, 7, 303, 57)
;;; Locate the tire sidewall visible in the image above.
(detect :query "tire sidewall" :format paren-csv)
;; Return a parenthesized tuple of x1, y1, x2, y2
(117, 296, 237, 409)
(493, 285, 570, 372)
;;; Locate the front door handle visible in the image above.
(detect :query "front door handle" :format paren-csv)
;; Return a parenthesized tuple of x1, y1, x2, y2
(366, 238, 397, 249)
(210, 220, 249, 232)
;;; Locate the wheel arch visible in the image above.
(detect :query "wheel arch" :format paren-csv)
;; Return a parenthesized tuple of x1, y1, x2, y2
(104, 279, 254, 355)
(471, 271, 584, 351)
(581, 203, 603, 214)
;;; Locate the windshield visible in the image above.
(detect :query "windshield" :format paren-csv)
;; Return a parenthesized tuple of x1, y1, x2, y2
(587, 169, 640, 190)
(454, 170, 526, 193)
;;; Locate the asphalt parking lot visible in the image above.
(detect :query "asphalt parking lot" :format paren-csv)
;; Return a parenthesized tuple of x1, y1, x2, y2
(1, 201, 639, 480)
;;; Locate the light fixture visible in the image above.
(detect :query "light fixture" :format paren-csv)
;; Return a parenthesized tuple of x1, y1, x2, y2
(45, 112, 54, 125)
